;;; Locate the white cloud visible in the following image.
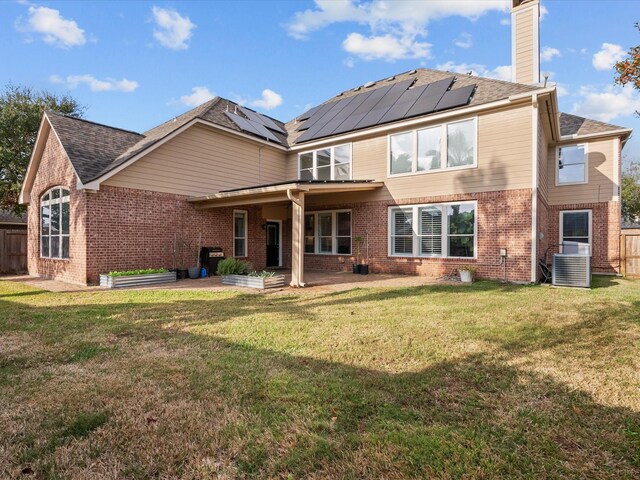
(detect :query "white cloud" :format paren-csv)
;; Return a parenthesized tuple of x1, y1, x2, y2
(454, 32, 472, 49)
(151, 6, 195, 50)
(24, 6, 86, 48)
(49, 74, 138, 92)
(285, 0, 508, 62)
(539, 4, 548, 20)
(592, 43, 626, 71)
(343, 32, 430, 61)
(572, 85, 640, 122)
(251, 89, 283, 110)
(541, 46, 561, 62)
(180, 86, 215, 107)
(500, 17, 510, 26)
(343, 57, 355, 68)
(436, 61, 512, 82)
(554, 84, 568, 97)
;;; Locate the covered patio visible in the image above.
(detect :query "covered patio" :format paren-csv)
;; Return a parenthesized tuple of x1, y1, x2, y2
(188, 180, 384, 287)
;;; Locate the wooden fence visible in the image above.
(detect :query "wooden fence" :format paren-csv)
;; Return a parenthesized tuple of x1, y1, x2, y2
(0, 229, 27, 274)
(620, 230, 640, 278)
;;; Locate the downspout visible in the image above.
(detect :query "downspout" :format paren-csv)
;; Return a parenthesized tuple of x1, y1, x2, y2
(531, 94, 539, 283)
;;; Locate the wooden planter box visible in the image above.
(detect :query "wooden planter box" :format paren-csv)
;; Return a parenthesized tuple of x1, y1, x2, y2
(221, 274, 286, 289)
(100, 271, 177, 288)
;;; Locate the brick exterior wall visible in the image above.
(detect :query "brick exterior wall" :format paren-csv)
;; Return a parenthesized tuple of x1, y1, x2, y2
(304, 189, 533, 283)
(27, 132, 88, 285)
(547, 201, 620, 274)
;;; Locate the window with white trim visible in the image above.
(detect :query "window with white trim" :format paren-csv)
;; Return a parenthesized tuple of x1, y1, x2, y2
(389, 202, 476, 258)
(303, 210, 351, 255)
(40, 187, 70, 259)
(390, 118, 476, 176)
(560, 210, 591, 251)
(233, 210, 248, 257)
(557, 144, 587, 185)
(298, 144, 352, 181)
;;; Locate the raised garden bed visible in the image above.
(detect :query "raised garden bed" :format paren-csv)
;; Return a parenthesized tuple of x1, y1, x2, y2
(100, 270, 177, 288)
(221, 274, 286, 289)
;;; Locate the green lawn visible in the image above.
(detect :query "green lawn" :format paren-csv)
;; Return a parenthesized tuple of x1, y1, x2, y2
(1, 276, 639, 479)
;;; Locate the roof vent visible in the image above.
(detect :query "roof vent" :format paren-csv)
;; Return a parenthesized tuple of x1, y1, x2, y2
(409, 69, 417, 75)
(386, 76, 396, 82)
(364, 81, 376, 88)
(352, 86, 361, 91)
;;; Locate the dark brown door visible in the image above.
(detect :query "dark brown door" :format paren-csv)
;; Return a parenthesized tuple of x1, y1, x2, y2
(266, 222, 280, 267)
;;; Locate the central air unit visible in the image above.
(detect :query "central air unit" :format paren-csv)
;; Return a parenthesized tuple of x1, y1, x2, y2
(552, 254, 591, 288)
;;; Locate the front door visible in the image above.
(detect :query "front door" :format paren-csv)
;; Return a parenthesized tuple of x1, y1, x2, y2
(266, 221, 280, 267)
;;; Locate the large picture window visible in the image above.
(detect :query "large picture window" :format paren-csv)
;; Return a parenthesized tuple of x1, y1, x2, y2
(40, 187, 70, 259)
(234, 210, 248, 257)
(557, 144, 587, 185)
(303, 210, 351, 255)
(389, 202, 476, 258)
(298, 144, 352, 181)
(389, 118, 476, 176)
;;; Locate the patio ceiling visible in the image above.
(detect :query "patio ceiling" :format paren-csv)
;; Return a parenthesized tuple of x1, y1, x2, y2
(188, 180, 384, 208)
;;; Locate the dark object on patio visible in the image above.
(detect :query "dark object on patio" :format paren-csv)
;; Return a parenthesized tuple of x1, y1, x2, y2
(352, 263, 361, 274)
(177, 269, 189, 280)
(200, 246, 225, 276)
(360, 264, 369, 275)
(188, 267, 200, 279)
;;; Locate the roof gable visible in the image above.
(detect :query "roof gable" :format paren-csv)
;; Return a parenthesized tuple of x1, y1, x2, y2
(559, 112, 627, 137)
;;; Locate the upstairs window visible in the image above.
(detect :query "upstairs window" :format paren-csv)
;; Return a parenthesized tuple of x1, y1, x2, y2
(390, 118, 476, 176)
(298, 144, 352, 181)
(41, 187, 70, 259)
(557, 144, 587, 185)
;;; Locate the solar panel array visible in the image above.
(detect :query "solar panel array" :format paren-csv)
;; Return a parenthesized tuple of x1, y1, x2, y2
(295, 76, 476, 143)
(224, 107, 287, 145)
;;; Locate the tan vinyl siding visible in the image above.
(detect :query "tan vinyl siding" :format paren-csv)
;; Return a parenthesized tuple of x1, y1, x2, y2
(104, 124, 287, 196)
(537, 110, 549, 202)
(515, 9, 534, 84)
(547, 138, 616, 205)
(300, 104, 533, 205)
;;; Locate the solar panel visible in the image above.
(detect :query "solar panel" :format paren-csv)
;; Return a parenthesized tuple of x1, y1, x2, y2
(378, 85, 428, 124)
(298, 104, 323, 121)
(353, 79, 414, 130)
(295, 95, 359, 143)
(433, 84, 476, 112)
(225, 112, 281, 143)
(328, 84, 394, 136)
(238, 106, 286, 134)
(296, 99, 343, 132)
(306, 91, 374, 140)
(404, 77, 454, 119)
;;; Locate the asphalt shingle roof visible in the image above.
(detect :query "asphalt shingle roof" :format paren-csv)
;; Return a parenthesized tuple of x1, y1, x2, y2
(46, 111, 144, 183)
(0, 209, 26, 224)
(43, 68, 632, 184)
(559, 112, 627, 137)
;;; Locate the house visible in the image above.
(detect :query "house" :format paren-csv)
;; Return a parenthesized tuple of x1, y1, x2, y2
(0, 209, 27, 230)
(19, 0, 632, 286)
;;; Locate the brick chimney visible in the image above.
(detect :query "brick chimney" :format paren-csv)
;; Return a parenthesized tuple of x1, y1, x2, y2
(511, 0, 540, 85)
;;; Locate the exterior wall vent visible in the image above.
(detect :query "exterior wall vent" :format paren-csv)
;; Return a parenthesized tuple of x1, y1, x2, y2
(552, 254, 591, 288)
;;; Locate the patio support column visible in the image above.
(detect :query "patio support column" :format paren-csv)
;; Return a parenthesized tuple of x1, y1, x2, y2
(288, 189, 305, 287)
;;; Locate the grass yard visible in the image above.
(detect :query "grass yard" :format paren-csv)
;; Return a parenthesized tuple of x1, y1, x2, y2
(1, 276, 639, 479)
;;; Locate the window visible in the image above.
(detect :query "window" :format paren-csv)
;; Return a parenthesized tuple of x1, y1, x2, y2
(560, 210, 591, 252)
(304, 210, 351, 255)
(389, 202, 476, 258)
(389, 118, 476, 176)
(298, 144, 352, 180)
(40, 187, 70, 259)
(557, 144, 587, 185)
(234, 210, 247, 257)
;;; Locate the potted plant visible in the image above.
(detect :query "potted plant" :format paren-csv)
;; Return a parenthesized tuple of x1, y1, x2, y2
(458, 266, 477, 283)
(352, 235, 364, 274)
(173, 237, 189, 279)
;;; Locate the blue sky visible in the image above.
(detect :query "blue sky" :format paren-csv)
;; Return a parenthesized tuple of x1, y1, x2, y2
(2, 0, 640, 164)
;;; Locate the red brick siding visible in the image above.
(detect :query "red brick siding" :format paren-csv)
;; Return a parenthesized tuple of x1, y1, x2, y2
(547, 201, 620, 274)
(27, 131, 88, 285)
(304, 189, 533, 283)
(84, 185, 272, 284)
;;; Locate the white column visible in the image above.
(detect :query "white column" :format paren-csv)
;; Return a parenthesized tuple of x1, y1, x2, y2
(289, 190, 305, 287)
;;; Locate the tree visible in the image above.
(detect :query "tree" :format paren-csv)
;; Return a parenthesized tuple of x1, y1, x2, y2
(0, 84, 84, 215)
(622, 162, 640, 222)
(614, 23, 640, 115)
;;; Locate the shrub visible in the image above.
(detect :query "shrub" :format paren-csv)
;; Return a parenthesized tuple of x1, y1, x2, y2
(216, 258, 249, 275)
(107, 268, 168, 277)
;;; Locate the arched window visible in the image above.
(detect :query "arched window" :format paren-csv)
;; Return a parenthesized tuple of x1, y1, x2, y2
(41, 187, 70, 259)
